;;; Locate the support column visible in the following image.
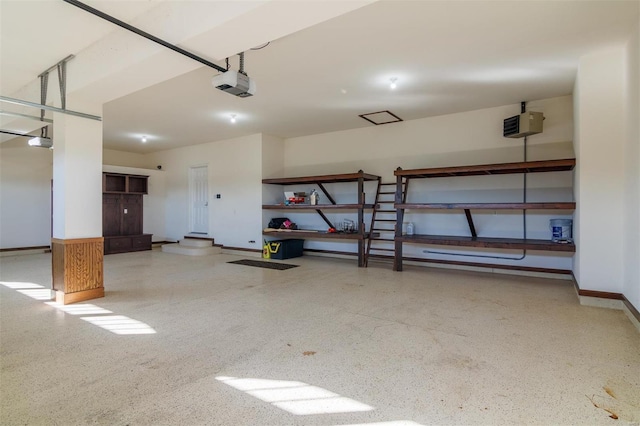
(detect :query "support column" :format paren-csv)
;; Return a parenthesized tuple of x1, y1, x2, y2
(573, 46, 627, 295)
(51, 103, 104, 304)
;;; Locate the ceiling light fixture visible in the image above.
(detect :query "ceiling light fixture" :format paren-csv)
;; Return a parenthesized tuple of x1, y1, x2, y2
(230, 114, 237, 124)
(389, 78, 398, 90)
(141, 136, 147, 143)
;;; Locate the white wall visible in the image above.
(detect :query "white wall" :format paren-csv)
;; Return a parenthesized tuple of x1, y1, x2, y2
(284, 96, 573, 179)
(146, 134, 264, 250)
(261, 134, 286, 233)
(283, 96, 575, 269)
(262, 134, 285, 179)
(0, 140, 52, 248)
(0, 143, 167, 248)
(103, 149, 151, 169)
(102, 165, 167, 242)
(623, 21, 640, 311)
(573, 47, 628, 294)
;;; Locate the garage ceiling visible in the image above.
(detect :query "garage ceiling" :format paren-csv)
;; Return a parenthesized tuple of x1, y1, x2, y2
(1, 0, 638, 153)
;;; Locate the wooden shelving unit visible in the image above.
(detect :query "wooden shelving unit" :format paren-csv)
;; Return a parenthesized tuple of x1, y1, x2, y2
(127, 175, 149, 194)
(262, 204, 376, 210)
(262, 230, 371, 240)
(104, 174, 127, 193)
(263, 172, 380, 185)
(393, 158, 576, 178)
(262, 170, 381, 267)
(394, 158, 576, 271)
(103, 173, 149, 195)
(395, 202, 576, 210)
(396, 235, 575, 252)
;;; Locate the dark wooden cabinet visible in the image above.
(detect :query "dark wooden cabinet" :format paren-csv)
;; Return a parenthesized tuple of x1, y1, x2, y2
(103, 193, 122, 236)
(103, 173, 148, 194)
(104, 233, 152, 254)
(102, 173, 151, 254)
(122, 194, 143, 235)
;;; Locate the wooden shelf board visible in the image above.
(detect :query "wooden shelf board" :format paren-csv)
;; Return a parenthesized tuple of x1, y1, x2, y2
(394, 158, 576, 178)
(397, 234, 575, 252)
(263, 171, 380, 185)
(395, 202, 576, 210)
(262, 204, 375, 210)
(263, 230, 370, 240)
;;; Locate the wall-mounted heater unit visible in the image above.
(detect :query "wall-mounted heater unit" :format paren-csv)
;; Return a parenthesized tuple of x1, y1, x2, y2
(503, 111, 544, 138)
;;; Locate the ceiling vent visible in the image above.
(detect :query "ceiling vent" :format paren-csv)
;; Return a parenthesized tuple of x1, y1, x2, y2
(503, 111, 544, 138)
(359, 110, 403, 125)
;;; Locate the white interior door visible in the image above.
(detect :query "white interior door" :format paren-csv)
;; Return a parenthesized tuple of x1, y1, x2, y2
(189, 165, 209, 234)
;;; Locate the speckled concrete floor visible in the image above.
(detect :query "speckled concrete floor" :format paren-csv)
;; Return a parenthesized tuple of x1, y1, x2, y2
(1, 250, 639, 426)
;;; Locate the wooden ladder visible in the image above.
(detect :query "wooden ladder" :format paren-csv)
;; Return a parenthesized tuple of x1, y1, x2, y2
(364, 182, 404, 266)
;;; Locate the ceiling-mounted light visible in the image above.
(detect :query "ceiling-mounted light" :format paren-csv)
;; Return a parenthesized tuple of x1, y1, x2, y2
(28, 136, 53, 148)
(389, 78, 398, 90)
(141, 136, 147, 143)
(230, 114, 237, 124)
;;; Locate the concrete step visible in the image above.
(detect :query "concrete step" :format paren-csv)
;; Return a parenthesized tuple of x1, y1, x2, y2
(162, 244, 221, 256)
(180, 238, 213, 248)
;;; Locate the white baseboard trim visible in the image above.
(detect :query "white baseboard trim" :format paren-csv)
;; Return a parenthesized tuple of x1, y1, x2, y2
(623, 303, 640, 333)
(578, 296, 624, 310)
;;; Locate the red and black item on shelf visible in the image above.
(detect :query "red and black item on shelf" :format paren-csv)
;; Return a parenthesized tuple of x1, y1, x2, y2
(268, 217, 298, 230)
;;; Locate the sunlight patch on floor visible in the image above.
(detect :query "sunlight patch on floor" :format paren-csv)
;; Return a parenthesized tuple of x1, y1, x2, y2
(216, 377, 307, 391)
(16, 289, 53, 300)
(248, 384, 337, 402)
(2, 280, 156, 336)
(0, 281, 45, 289)
(336, 421, 425, 426)
(216, 376, 374, 416)
(274, 396, 374, 415)
(45, 302, 113, 315)
(81, 315, 156, 335)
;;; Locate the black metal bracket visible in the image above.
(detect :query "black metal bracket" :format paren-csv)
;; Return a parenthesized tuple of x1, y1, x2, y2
(62, 0, 227, 73)
(464, 209, 478, 238)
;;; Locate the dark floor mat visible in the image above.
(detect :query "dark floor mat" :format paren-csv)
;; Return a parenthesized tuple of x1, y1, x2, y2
(228, 259, 299, 270)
